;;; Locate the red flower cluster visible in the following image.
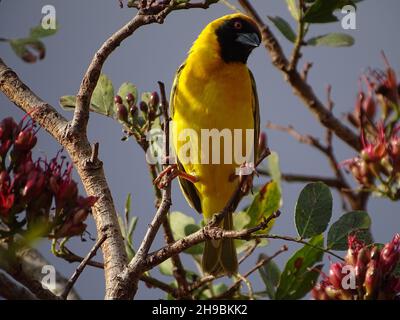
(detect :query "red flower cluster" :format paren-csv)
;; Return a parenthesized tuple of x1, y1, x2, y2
(313, 234, 400, 300)
(0, 116, 97, 239)
(344, 54, 400, 199)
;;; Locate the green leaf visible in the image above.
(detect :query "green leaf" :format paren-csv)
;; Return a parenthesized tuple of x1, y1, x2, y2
(233, 212, 267, 253)
(117, 215, 126, 239)
(125, 193, 132, 219)
(303, 0, 358, 23)
(276, 234, 324, 300)
(246, 181, 281, 231)
(91, 73, 115, 117)
(169, 212, 203, 255)
(29, 24, 58, 38)
(268, 16, 296, 43)
(127, 216, 138, 240)
(141, 92, 152, 105)
(295, 182, 333, 239)
(59, 74, 115, 116)
(303, 0, 339, 23)
(117, 82, 138, 106)
(267, 151, 282, 193)
(159, 258, 174, 276)
(327, 211, 371, 250)
(307, 33, 354, 47)
(59, 95, 77, 110)
(286, 0, 300, 21)
(233, 211, 251, 230)
(198, 283, 228, 299)
(258, 253, 281, 299)
(59, 95, 104, 114)
(9, 38, 46, 63)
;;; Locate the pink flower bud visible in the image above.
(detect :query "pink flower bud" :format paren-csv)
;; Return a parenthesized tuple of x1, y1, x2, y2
(329, 263, 345, 289)
(355, 247, 370, 287)
(380, 234, 400, 276)
(364, 258, 381, 300)
(14, 129, 37, 152)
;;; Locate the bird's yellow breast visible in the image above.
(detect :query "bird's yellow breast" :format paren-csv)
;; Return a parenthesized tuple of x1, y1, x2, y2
(172, 61, 254, 217)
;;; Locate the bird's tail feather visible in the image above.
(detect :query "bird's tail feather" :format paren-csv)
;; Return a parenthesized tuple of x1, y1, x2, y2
(202, 212, 238, 276)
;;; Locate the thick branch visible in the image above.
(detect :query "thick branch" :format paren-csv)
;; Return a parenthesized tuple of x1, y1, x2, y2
(0, 58, 127, 299)
(0, 271, 37, 300)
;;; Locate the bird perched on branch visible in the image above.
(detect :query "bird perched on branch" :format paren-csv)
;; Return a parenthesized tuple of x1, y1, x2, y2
(170, 13, 261, 276)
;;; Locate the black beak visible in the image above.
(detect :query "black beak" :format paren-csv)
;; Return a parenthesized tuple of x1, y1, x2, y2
(235, 32, 260, 48)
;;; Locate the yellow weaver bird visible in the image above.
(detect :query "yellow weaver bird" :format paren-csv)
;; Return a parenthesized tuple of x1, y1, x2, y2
(170, 13, 261, 276)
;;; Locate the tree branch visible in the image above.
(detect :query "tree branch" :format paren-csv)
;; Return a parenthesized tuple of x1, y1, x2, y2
(266, 119, 366, 210)
(238, 0, 360, 151)
(0, 271, 38, 300)
(158, 81, 191, 299)
(259, 170, 345, 189)
(0, 57, 127, 299)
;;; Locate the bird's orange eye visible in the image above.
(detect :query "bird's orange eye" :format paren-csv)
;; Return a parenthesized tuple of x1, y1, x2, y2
(233, 21, 242, 30)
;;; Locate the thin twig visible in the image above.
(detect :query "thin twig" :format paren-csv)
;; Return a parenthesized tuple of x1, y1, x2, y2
(238, 239, 260, 265)
(143, 209, 280, 273)
(253, 234, 344, 261)
(71, 0, 215, 135)
(215, 245, 288, 299)
(266, 120, 365, 210)
(158, 81, 190, 299)
(301, 62, 313, 81)
(258, 169, 345, 189)
(60, 234, 107, 300)
(288, 0, 305, 71)
(267, 122, 327, 154)
(118, 83, 174, 299)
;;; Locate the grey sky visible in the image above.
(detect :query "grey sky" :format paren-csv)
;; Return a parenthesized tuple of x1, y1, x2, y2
(0, 0, 399, 299)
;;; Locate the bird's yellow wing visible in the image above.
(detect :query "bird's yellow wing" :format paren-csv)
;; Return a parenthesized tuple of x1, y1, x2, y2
(170, 62, 203, 214)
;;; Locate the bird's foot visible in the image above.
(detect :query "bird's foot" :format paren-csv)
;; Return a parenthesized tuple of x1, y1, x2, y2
(153, 164, 198, 189)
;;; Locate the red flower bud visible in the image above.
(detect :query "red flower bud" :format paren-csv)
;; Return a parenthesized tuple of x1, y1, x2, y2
(380, 234, 400, 276)
(0, 117, 18, 142)
(149, 91, 160, 110)
(355, 247, 370, 287)
(116, 103, 128, 123)
(126, 93, 135, 106)
(0, 192, 14, 217)
(129, 105, 138, 118)
(14, 129, 37, 152)
(114, 95, 123, 104)
(364, 258, 381, 300)
(329, 263, 345, 289)
(139, 101, 148, 114)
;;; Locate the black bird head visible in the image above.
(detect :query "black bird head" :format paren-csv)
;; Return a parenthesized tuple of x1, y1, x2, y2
(216, 15, 261, 64)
